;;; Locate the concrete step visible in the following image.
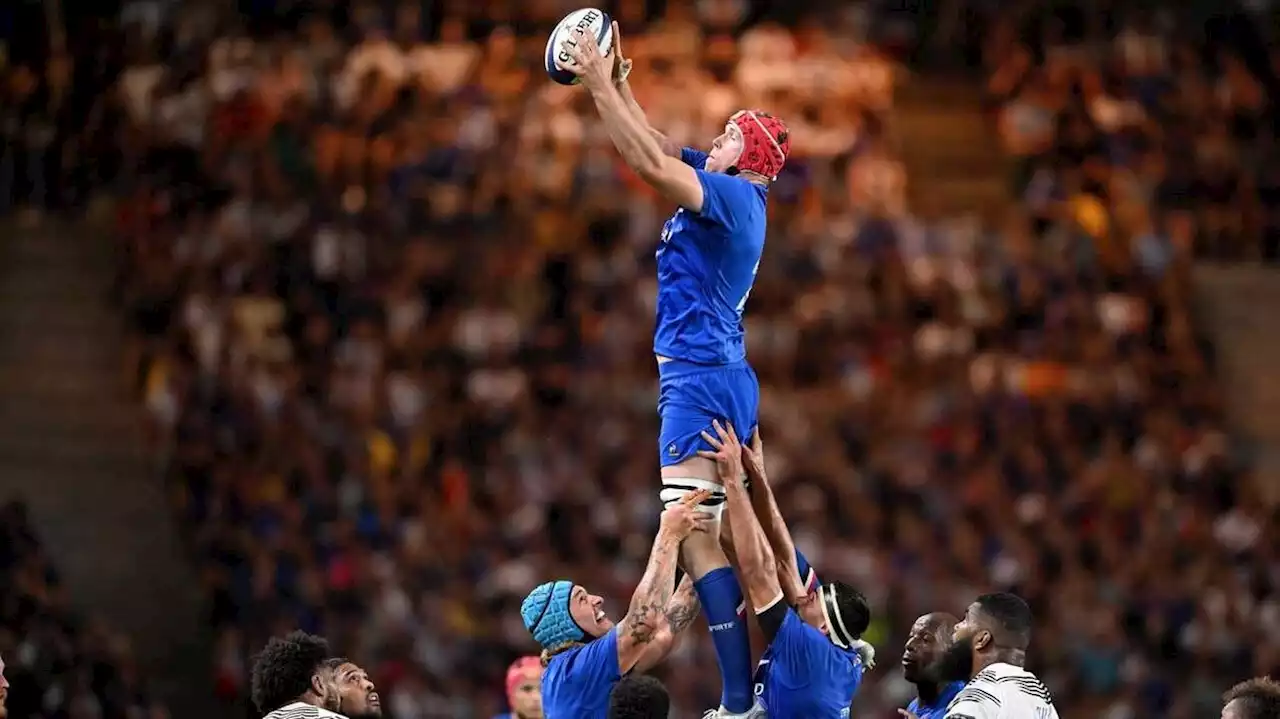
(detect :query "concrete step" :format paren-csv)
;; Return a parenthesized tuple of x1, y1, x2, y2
(909, 176, 1009, 214)
(896, 79, 989, 111)
(895, 111, 992, 145)
(0, 218, 211, 719)
(0, 339, 125, 372)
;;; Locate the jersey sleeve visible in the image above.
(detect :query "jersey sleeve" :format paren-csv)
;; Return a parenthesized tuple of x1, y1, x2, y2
(561, 628, 622, 688)
(769, 606, 833, 668)
(945, 681, 1001, 719)
(794, 549, 819, 592)
(692, 170, 754, 229)
(681, 147, 709, 169)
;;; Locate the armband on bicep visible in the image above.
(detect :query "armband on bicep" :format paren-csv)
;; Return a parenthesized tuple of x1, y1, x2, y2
(754, 594, 788, 642)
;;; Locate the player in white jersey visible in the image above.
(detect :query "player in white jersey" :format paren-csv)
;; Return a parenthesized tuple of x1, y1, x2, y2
(252, 631, 381, 719)
(900, 593, 1058, 719)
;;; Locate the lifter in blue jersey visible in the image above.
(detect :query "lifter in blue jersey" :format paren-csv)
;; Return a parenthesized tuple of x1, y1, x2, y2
(902, 613, 966, 719)
(520, 491, 708, 718)
(560, 26, 790, 718)
(700, 421, 875, 718)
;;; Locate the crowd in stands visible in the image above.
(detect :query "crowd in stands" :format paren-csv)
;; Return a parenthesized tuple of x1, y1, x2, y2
(0, 501, 168, 719)
(2, 0, 1277, 717)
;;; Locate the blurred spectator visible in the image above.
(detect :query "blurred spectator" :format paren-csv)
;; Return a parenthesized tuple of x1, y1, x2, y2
(0, 502, 167, 719)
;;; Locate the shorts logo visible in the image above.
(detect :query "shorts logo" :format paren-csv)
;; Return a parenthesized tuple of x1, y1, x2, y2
(667, 443, 679, 457)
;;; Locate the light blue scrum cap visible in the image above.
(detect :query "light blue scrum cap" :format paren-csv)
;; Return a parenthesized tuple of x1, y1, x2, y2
(521, 580, 586, 649)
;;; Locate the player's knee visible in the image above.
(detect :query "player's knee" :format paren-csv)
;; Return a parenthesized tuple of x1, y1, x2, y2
(659, 477, 726, 521)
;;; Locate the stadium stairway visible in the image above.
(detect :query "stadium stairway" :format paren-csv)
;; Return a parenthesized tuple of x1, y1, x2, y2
(1194, 263, 1280, 506)
(0, 218, 212, 718)
(893, 76, 1011, 218)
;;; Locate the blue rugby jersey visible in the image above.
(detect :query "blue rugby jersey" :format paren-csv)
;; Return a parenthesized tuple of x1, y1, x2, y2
(753, 608, 865, 718)
(652, 148, 767, 365)
(906, 681, 965, 719)
(540, 628, 620, 718)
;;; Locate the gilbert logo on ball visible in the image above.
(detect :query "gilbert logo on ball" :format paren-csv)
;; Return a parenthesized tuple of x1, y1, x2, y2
(544, 8, 614, 86)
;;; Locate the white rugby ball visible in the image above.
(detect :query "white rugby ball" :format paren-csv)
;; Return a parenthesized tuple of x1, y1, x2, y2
(544, 8, 614, 86)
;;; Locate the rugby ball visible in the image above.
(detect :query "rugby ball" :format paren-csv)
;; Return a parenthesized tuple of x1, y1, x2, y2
(544, 8, 614, 86)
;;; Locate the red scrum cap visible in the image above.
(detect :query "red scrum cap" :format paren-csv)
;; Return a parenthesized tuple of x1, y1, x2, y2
(505, 656, 541, 704)
(729, 110, 790, 181)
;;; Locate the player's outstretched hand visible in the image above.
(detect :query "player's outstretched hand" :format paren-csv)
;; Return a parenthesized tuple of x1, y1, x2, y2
(659, 489, 714, 540)
(610, 21, 633, 87)
(559, 26, 613, 91)
(740, 429, 767, 487)
(698, 420, 745, 488)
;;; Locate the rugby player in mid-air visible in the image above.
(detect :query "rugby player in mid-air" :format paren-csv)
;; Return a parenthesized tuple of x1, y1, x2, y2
(495, 656, 543, 719)
(902, 593, 1059, 719)
(902, 613, 965, 719)
(251, 631, 381, 719)
(520, 491, 708, 717)
(700, 421, 873, 717)
(559, 24, 791, 719)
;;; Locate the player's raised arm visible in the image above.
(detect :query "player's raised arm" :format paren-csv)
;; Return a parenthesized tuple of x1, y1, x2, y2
(615, 490, 712, 674)
(699, 421, 783, 613)
(740, 430, 809, 604)
(609, 22, 680, 159)
(559, 28, 706, 211)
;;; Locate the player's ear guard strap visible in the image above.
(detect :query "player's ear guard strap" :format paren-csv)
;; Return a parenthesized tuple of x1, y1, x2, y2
(820, 583, 857, 649)
(660, 478, 726, 520)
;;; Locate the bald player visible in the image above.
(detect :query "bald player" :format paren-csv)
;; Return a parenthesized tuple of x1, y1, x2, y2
(902, 593, 1058, 719)
(1222, 677, 1280, 719)
(901, 613, 965, 719)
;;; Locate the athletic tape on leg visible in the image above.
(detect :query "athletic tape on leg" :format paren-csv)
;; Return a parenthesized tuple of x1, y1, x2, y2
(660, 477, 726, 520)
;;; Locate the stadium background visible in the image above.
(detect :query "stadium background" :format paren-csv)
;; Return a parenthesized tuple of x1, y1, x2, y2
(1, 0, 1279, 717)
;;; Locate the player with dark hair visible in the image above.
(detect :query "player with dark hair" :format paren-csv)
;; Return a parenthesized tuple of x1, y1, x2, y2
(325, 659, 381, 719)
(1222, 676, 1280, 719)
(901, 613, 965, 719)
(520, 491, 707, 717)
(558, 24, 791, 718)
(607, 675, 671, 719)
(495, 656, 543, 719)
(902, 593, 1058, 719)
(251, 631, 344, 718)
(701, 421, 873, 717)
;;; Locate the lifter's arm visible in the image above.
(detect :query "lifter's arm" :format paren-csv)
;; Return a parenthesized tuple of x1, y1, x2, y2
(616, 491, 710, 674)
(561, 28, 704, 210)
(741, 431, 808, 604)
(700, 422, 783, 612)
(632, 573, 700, 672)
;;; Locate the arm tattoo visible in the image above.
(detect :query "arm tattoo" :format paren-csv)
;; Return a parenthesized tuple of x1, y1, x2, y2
(627, 603, 660, 644)
(664, 597, 700, 634)
(624, 535, 679, 646)
(663, 575, 700, 634)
